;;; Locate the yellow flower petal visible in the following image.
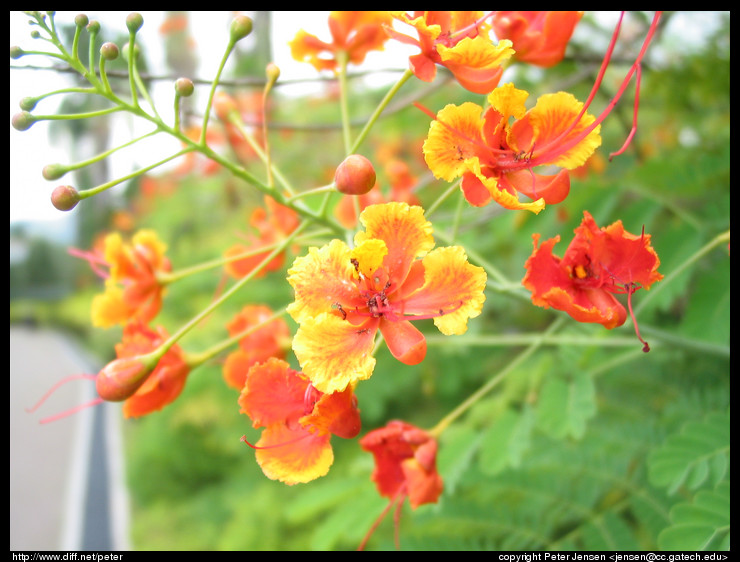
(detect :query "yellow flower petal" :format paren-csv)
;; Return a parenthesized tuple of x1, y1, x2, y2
(292, 312, 378, 394)
(488, 82, 529, 120)
(524, 92, 602, 168)
(91, 283, 132, 328)
(423, 102, 486, 182)
(255, 424, 334, 485)
(465, 158, 545, 214)
(287, 239, 364, 324)
(350, 239, 387, 279)
(437, 36, 514, 71)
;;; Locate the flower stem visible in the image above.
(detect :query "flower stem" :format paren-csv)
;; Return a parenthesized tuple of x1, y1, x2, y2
(429, 317, 565, 438)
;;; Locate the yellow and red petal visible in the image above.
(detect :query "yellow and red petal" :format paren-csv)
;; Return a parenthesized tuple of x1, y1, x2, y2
(355, 202, 435, 289)
(466, 158, 546, 213)
(502, 168, 571, 205)
(487, 82, 529, 121)
(398, 245, 487, 335)
(287, 239, 365, 324)
(379, 318, 427, 365)
(254, 423, 334, 485)
(401, 439, 444, 509)
(512, 92, 601, 169)
(436, 36, 514, 94)
(292, 312, 378, 394)
(239, 358, 308, 428)
(300, 385, 361, 440)
(91, 284, 133, 328)
(423, 102, 486, 182)
(222, 349, 254, 390)
(123, 356, 190, 418)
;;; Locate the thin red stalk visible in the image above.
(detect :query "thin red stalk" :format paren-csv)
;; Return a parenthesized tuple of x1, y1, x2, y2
(608, 63, 641, 160)
(530, 11, 662, 167)
(40, 398, 103, 424)
(26, 373, 97, 413)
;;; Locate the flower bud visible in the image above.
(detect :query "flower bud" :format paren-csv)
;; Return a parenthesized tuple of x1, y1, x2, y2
(51, 185, 80, 211)
(96, 357, 152, 402)
(334, 154, 377, 195)
(12, 111, 35, 131)
(10, 46, 25, 60)
(19, 96, 38, 111)
(230, 15, 253, 43)
(122, 42, 140, 62)
(100, 42, 119, 61)
(266, 62, 280, 83)
(74, 14, 89, 28)
(43, 164, 68, 181)
(126, 12, 144, 34)
(86, 20, 100, 34)
(175, 77, 194, 97)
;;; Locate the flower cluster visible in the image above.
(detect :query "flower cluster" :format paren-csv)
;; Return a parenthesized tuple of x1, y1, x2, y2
(15, 10, 675, 551)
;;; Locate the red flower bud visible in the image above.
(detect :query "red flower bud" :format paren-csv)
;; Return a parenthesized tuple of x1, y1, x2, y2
(126, 12, 144, 34)
(334, 154, 376, 195)
(100, 42, 119, 61)
(51, 185, 80, 211)
(12, 111, 35, 131)
(230, 15, 253, 43)
(95, 357, 152, 402)
(175, 77, 194, 97)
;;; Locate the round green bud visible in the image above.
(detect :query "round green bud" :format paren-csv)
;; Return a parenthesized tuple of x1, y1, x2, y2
(334, 155, 377, 195)
(75, 14, 89, 28)
(266, 62, 280, 82)
(175, 77, 194, 97)
(230, 15, 253, 42)
(30, 30, 41, 39)
(51, 185, 81, 211)
(87, 20, 100, 34)
(100, 42, 119, 61)
(19, 97, 38, 111)
(122, 42, 140, 62)
(42, 164, 68, 181)
(10, 46, 25, 59)
(126, 13, 144, 34)
(12, 111, 35, 131)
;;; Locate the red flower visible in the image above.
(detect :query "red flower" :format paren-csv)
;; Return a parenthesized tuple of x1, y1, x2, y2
(239, 358, 361, 485)
(492, 11, 583, 67)
(522, 211, 663, 350)
(358, 420, 443, 550)
(113, 322, 191, 418)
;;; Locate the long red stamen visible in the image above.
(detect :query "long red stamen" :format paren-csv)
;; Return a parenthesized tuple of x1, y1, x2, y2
(413, 102, 500, 159)
(26, 373, 102, 424)
(608, 63, 641, 161)
(68, 246, 110, 279)
(448, 11, 495, 40)
(626, 283, 650, 352)
(530, 11, 662, 166)
(357, 486, 407, 551)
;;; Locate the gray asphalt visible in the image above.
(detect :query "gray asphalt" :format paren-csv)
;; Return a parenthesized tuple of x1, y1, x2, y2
(10, 326, 130, 551)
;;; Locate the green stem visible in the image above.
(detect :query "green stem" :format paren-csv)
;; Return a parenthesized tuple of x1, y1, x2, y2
(78, 148, 194, 199)
(429, 317, 566, 438)
(57, 130, 161, 174)
(337, 50, 352, 154)
(635, 229, 730, 315)
(184, 308, 290, 369)
(32, 106, 125, 121)
(127, 32, 139, 108)
(200, 38, 238, 146)
(349, 68, 414, 155)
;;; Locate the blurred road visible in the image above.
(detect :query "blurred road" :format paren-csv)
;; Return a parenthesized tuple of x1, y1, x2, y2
(10, 326, 130, 551)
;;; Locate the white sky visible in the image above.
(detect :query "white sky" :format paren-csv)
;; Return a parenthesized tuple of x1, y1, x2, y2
(9, 11, 726, 229)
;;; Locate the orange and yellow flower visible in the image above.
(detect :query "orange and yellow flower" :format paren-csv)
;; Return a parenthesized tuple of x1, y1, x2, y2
(522, 211, 662, 347)
(422, 82, 602, 213)
(222, 305, 291, 390)
(289, 11, 392, 72)
(239, 358, 361, 485)
(287, 202, 486, 394)
(113, 321, 190, 418)
(90, 230, 171, 328)
(492, 11, 583, 67)
(387, 11, 514, 94)
(224, 195, 300, 279)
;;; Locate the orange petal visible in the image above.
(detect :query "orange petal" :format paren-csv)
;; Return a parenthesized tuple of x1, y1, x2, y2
(379, 318, 427, 365)
(301, 385, 361, 440)
(355, 202, 435, 289)
(238, 358, 307, 428)
(399, 246, 487, 335)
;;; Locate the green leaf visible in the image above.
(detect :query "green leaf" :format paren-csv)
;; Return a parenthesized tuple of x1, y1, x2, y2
(478, 405, 534, 476)
(647, 410, 729, 494)
(438, 425, 483, 495)
(535, 371, 596, 440)
(657, 481, 730, 551)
